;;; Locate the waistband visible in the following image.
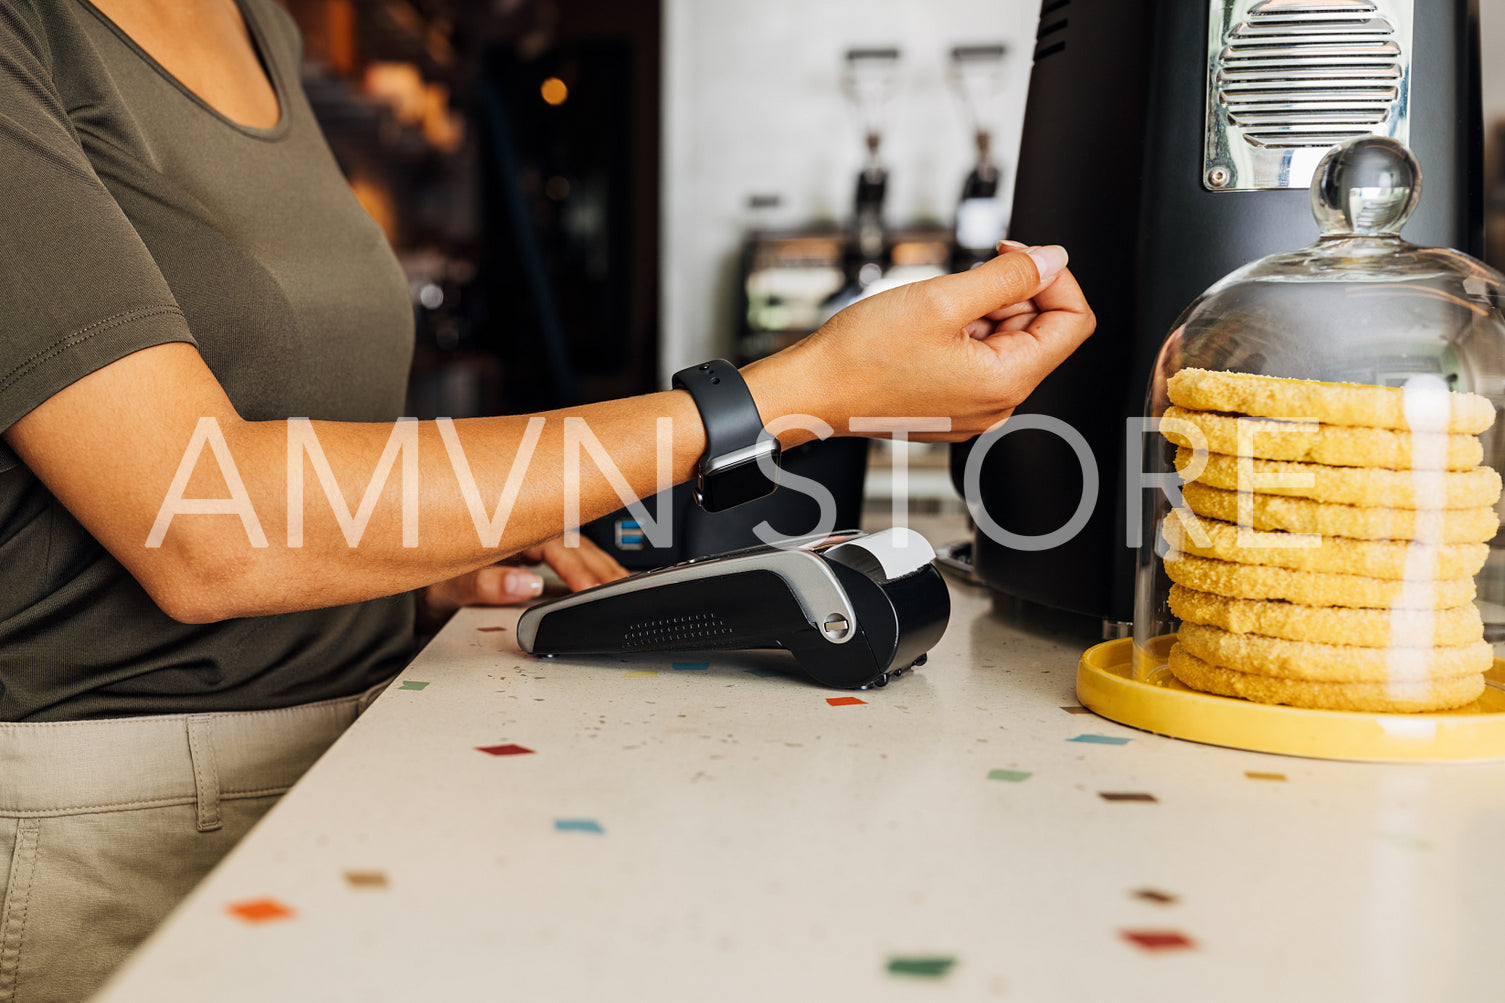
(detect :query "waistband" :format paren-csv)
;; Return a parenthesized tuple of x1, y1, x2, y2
(0, 683, 387, 817)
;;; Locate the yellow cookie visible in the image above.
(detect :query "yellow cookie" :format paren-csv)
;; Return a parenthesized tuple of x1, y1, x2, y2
(1175, 621, 1492, 683)
(1168, 644, 1486, 712)
(1162, 509, 1489, 580)
(1175, 446, 1503, 508)
(1163, 551, 1477, 609)
(1159, 405, 1482, 470)
(1165, 368, 1495, 434)
(1168, 584, 1485, 648)
(1179, 482, 1500, 543)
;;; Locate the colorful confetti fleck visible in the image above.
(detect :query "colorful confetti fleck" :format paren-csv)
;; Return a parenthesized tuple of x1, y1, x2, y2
(987, 769, 1032, 783)
(1245, 771, 1286, 781)
(1100, 792, 1158, 803)
(743, 669, 783, 678)
(397, 681, 429, 691)
(1121, 930, 1196, 952)
(672, 662, 709, 671)
(887, 956, 956, 978)
(623, 670, 659, 678)
(827, 696, 867, 707)
(1060, 705, 1093, 715)
(476, 743, 535, 756)
(555, 819, 605, 834)
(477, 626, 507, 633)
(1133, 888, 1179, 905)
(344, 871, 389, 889)
(1068, 734, 1131, 745)
(227, 898, 295, 923)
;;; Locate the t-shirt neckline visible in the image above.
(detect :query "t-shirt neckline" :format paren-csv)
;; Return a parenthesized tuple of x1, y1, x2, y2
(74, 0, 291, 142)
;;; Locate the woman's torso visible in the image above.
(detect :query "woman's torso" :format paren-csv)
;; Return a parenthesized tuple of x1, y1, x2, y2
(0, 0, 418, 720)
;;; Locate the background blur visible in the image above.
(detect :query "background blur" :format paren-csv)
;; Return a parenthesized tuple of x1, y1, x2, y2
(280, 0, 1505, 422)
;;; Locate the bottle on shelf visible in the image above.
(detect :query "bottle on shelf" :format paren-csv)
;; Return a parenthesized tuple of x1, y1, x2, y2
(948, 44, 1010, 272)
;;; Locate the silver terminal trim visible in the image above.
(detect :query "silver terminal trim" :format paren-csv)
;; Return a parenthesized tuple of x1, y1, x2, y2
(517, 547, 859, 652)
(1205, 0, 1412, 191)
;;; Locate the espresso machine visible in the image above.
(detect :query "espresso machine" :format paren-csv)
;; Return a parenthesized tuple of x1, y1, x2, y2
(953, 0, 1482, 631)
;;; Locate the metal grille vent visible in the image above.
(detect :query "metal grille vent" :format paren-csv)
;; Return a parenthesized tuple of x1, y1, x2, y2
(1204, 0, 1412, 191)
(1033, 0, 1068, 62)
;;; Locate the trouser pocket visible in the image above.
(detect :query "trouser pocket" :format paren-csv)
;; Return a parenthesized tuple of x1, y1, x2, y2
(0, 818, 41, 1003)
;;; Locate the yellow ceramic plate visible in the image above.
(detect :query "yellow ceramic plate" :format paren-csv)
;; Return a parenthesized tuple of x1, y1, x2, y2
(1077, 637, 1505, 762)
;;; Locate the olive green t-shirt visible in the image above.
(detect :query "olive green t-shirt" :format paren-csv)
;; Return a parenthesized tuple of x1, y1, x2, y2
(0, 0, 418, 720)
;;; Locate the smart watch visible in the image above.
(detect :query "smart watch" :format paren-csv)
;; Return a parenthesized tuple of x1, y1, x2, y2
(672, 359, 780, 512)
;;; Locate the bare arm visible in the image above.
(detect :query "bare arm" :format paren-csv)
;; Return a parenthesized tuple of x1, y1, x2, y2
(4, 245, 1090, 623)
(7, 349, 715, 622)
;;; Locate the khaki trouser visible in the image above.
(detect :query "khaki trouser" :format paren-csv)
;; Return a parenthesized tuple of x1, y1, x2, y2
(0, 685, 386, 1003)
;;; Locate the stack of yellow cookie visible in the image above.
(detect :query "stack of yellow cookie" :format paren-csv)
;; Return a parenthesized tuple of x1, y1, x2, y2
(1156, 367, 1501, 713)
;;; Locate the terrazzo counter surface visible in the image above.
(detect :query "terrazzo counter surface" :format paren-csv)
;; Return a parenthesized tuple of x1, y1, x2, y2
(98, 573, 1505, 1001)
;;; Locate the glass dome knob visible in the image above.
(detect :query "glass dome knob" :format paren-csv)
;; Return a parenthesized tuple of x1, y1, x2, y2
(1309, 136, 1422, 238)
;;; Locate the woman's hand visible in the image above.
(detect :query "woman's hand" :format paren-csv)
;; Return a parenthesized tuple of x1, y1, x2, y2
(416, 534, 628, 632)
(962, 239, 1061, 340)
(743, 243, 1093, 444)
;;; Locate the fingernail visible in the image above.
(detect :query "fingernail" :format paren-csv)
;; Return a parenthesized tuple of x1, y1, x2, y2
(1025, 244, 1068, 283)
(996, 238, 1027, 252)
(506, 569, 544, 597)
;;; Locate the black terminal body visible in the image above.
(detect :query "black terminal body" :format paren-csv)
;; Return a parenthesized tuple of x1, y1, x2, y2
(517, 529, 950, 689)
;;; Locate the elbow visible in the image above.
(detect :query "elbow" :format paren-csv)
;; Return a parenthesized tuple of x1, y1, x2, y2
(134, 537, 263, 624)
(141, 569, 242, 624)
(155, 594, 234, 626)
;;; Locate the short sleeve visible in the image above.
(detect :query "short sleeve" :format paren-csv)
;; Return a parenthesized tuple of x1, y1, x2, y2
(0, 3, 196, 460)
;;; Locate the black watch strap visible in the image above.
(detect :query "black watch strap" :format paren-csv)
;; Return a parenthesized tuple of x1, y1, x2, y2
(672, 359, 779, 512)
(672, 360, 766, 459)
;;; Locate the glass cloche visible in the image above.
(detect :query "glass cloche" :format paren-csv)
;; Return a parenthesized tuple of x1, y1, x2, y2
(1129, 135, 1505, 726)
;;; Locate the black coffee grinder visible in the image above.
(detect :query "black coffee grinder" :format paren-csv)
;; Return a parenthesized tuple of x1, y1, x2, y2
(953, 0, 1482, 632)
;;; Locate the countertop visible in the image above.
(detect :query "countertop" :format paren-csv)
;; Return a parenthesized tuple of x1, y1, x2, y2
(96, 534, 1505, 1002)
